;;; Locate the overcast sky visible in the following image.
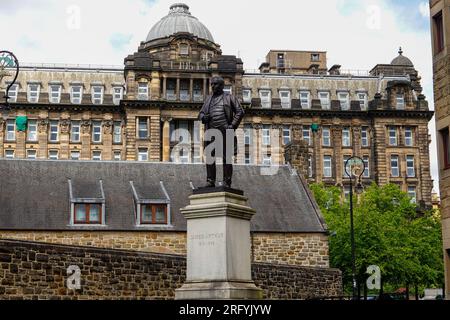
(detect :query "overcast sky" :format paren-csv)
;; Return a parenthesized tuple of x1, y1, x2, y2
(0, 0, 439, 193)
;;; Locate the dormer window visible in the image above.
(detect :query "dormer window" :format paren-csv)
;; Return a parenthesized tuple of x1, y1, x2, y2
(259, 90, 271, 108)
(279, 90, 291, 109)
(69, 179, 106, 226)
(138, 83, 148, 100)
(358, 92, 368, 110)
(74, 204, 102, 225)
(338, 92, 350, 110)
(396, 93, 405, 109)
(49, 85, 62, 104)
(180, 44, 189, 56)
(6, 84, 18, 103)
(71, 86, 83, 104)
(27, 84, 40, 103)
(141, 204, 168, 225)
(113, 87, 123, 105)
(91, 86, 104, 105)
(319, 91, 330, 109)
(243, 89, 252, 103)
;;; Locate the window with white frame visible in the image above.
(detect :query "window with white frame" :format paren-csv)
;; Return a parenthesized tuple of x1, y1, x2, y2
(322, 127, 331, 147)
(391, 155, 400, 177)
(323, 155, 333, 178)
(138, 83, 148, 100)
(92, 121, 102, 143)
(259, 90, 271, 108)
(138, 118, 149, 139)
(361, 127, 369, 147)
(91, 86, 104, 104)
(27, 84, 40, 103)
(363, 156, 370, 178)
(5, 150, 14, 159)
(113, 87, 123, 105)
(113, 151, 121, 161)
(338, 92, 350, 110)
(405, 127, 414, 147)
(303, 126, 311, 146)
(6, 119, 15, 141)
(358, 93, 368, 110)
(49, 121, 59, 142)
(408, 186, 417, 204)
(6, 84, 18, 102)
(342, 127, 351, 147)
(262, 125, 271, 146)
(179, 44, 189, 56)
(244, 124, 252, 145)
(283, 125, 291, 145)
(300, 91, 311, 109)
(26, 149, 37, 160)
(319, 91, 330, 109)
(245, 154, 252, 165)
(138, 148, 148, 162)
(406, 155, 415, 177)
(71, 121, 80, 143)
(92, 151, 102, 161)
(27, 120, 38, 142)
(71, 151, 80, 160)
(49, 150, 59, 160)
(262, 155, 272, 166)
(396, 93, 405, 109)
(389, 126, 397, 146)
(70, 86, 83, 104)
(279, 90, 291, 108)
(243, 89, 252, 103)
(113, 121, 122, 144)
(49, 85, 62, 104)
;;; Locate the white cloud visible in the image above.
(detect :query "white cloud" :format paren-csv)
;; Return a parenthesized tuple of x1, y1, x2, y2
(0, 0, 439, 192)
(419, 2, 430, 18)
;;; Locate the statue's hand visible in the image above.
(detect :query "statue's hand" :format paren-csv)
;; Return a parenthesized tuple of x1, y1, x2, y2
(201, 115, 210, 124)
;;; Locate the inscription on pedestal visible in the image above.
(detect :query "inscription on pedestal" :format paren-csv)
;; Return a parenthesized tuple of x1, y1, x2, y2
(190, 232, 224, 247)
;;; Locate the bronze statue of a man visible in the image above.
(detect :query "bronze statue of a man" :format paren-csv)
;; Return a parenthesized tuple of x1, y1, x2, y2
(198, 77, 244, 188)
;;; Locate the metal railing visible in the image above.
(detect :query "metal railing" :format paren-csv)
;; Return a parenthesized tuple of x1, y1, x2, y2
(19, 62, 123, 71)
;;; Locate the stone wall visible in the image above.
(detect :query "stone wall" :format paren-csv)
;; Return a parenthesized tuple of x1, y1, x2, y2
(0, 239, 342, 300)
(0, 231, 329, 268)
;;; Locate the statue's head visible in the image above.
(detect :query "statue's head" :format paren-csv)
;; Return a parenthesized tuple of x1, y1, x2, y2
(211, 76, 225, 95)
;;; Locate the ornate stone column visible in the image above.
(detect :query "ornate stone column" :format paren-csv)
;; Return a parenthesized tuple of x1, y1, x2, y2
(59, 119, 71, 160)
(80, 120, 91, 160)
(253, 123, 262, 165)
(37, 119, 49, 160)
(102, 120, 114, 161)
(161, 117, 172, 162)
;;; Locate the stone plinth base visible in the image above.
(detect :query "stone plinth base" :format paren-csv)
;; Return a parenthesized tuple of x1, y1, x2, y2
(175, 187, 262, 300)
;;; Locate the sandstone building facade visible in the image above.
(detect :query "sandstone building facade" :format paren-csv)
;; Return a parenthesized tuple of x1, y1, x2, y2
(430, 0, 450, 299)
(0, 3, 434, 208)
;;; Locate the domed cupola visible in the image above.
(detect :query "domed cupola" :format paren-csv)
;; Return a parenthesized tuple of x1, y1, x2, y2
(145, 3, 215, 43)
(391, 47, 414, 66)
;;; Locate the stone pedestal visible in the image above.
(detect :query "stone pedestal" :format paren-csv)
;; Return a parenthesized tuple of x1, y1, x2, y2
(175, 187, 263, 300)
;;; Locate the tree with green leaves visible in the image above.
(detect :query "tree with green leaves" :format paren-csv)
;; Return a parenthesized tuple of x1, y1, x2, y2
(311, 183, 444, 299)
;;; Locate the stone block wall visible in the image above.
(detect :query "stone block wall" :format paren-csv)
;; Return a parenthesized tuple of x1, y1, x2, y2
(0, 239, 342, 300)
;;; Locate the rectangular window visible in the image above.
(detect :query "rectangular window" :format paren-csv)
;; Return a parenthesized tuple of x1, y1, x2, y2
(361, 127, 369, 147)
(408, 186, 417, 204)
(441, 128, 450, 169)
(358, 93, 368, 110)
(27, 120, 38, 142)
(260, 90, 271, 108)
(49, 150, 59, 160)
(283, 125, 291, 145)
(49, 85, 62, 104)
(342, 127, 351, 147)
(114, 151, 121, 161)
(91, 86, 104, 105)
(27, 84, 40, 103)
(6, 119, 15, 141)
(138, 148, 148, 162)
(405, 127, 414, 147)
(26, 150, 37, 160)
(71, 121, 80, 143)
(311, 53, 320, 62)
(322, 127, 331, 147)
(343, 155, 350, 177)
(406, 155, 415, 178)
(389, 127, 397, 146)
(363, 156, 370, 178)
(244, 124, 252, 146)
(300, 91, 311, 109)
(262, 155, 272, 166)
(338, 92, 350, 110)
(74, 204, 102, 225)
(138, 118, 148, 139)
(71, 151, 80, 160)
(433, 12, 445, 53)
(113, 87, 123, 105)
(396, 94, 405, 109)
(140, 204, 168, 225)
(319, 92, 330, 109)
(138, 83, 148, 100)
(92, 121, 102, 143)
(303, 126, 311, 146)
(92, 151, 102, 161)
(113, 121, 122, 144)
(323, 156, 332, 178)
(243, 89, 252, 103)
(262, 125, 271, 146)
(391, 155, 400, 177)
(7, 84, 18, 103)
(49, 121, 59, 142)
(180, 44, 189, 55)
(71, 86, 83, 104)
(5, 150, 14, 159)
(280, 91, 291, 109)
(245, 154, 252, 165)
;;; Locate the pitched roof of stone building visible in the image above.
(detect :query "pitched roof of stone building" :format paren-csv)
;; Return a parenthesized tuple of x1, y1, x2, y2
(0, 160, 327, 234)
(146, 3, 215, 43)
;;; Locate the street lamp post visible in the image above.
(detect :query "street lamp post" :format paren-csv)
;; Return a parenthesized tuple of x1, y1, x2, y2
(0, 51, 20, 119)
(345, 156, 365, 300)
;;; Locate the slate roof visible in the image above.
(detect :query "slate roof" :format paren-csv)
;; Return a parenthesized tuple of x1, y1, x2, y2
(0, 160, 327, 233)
